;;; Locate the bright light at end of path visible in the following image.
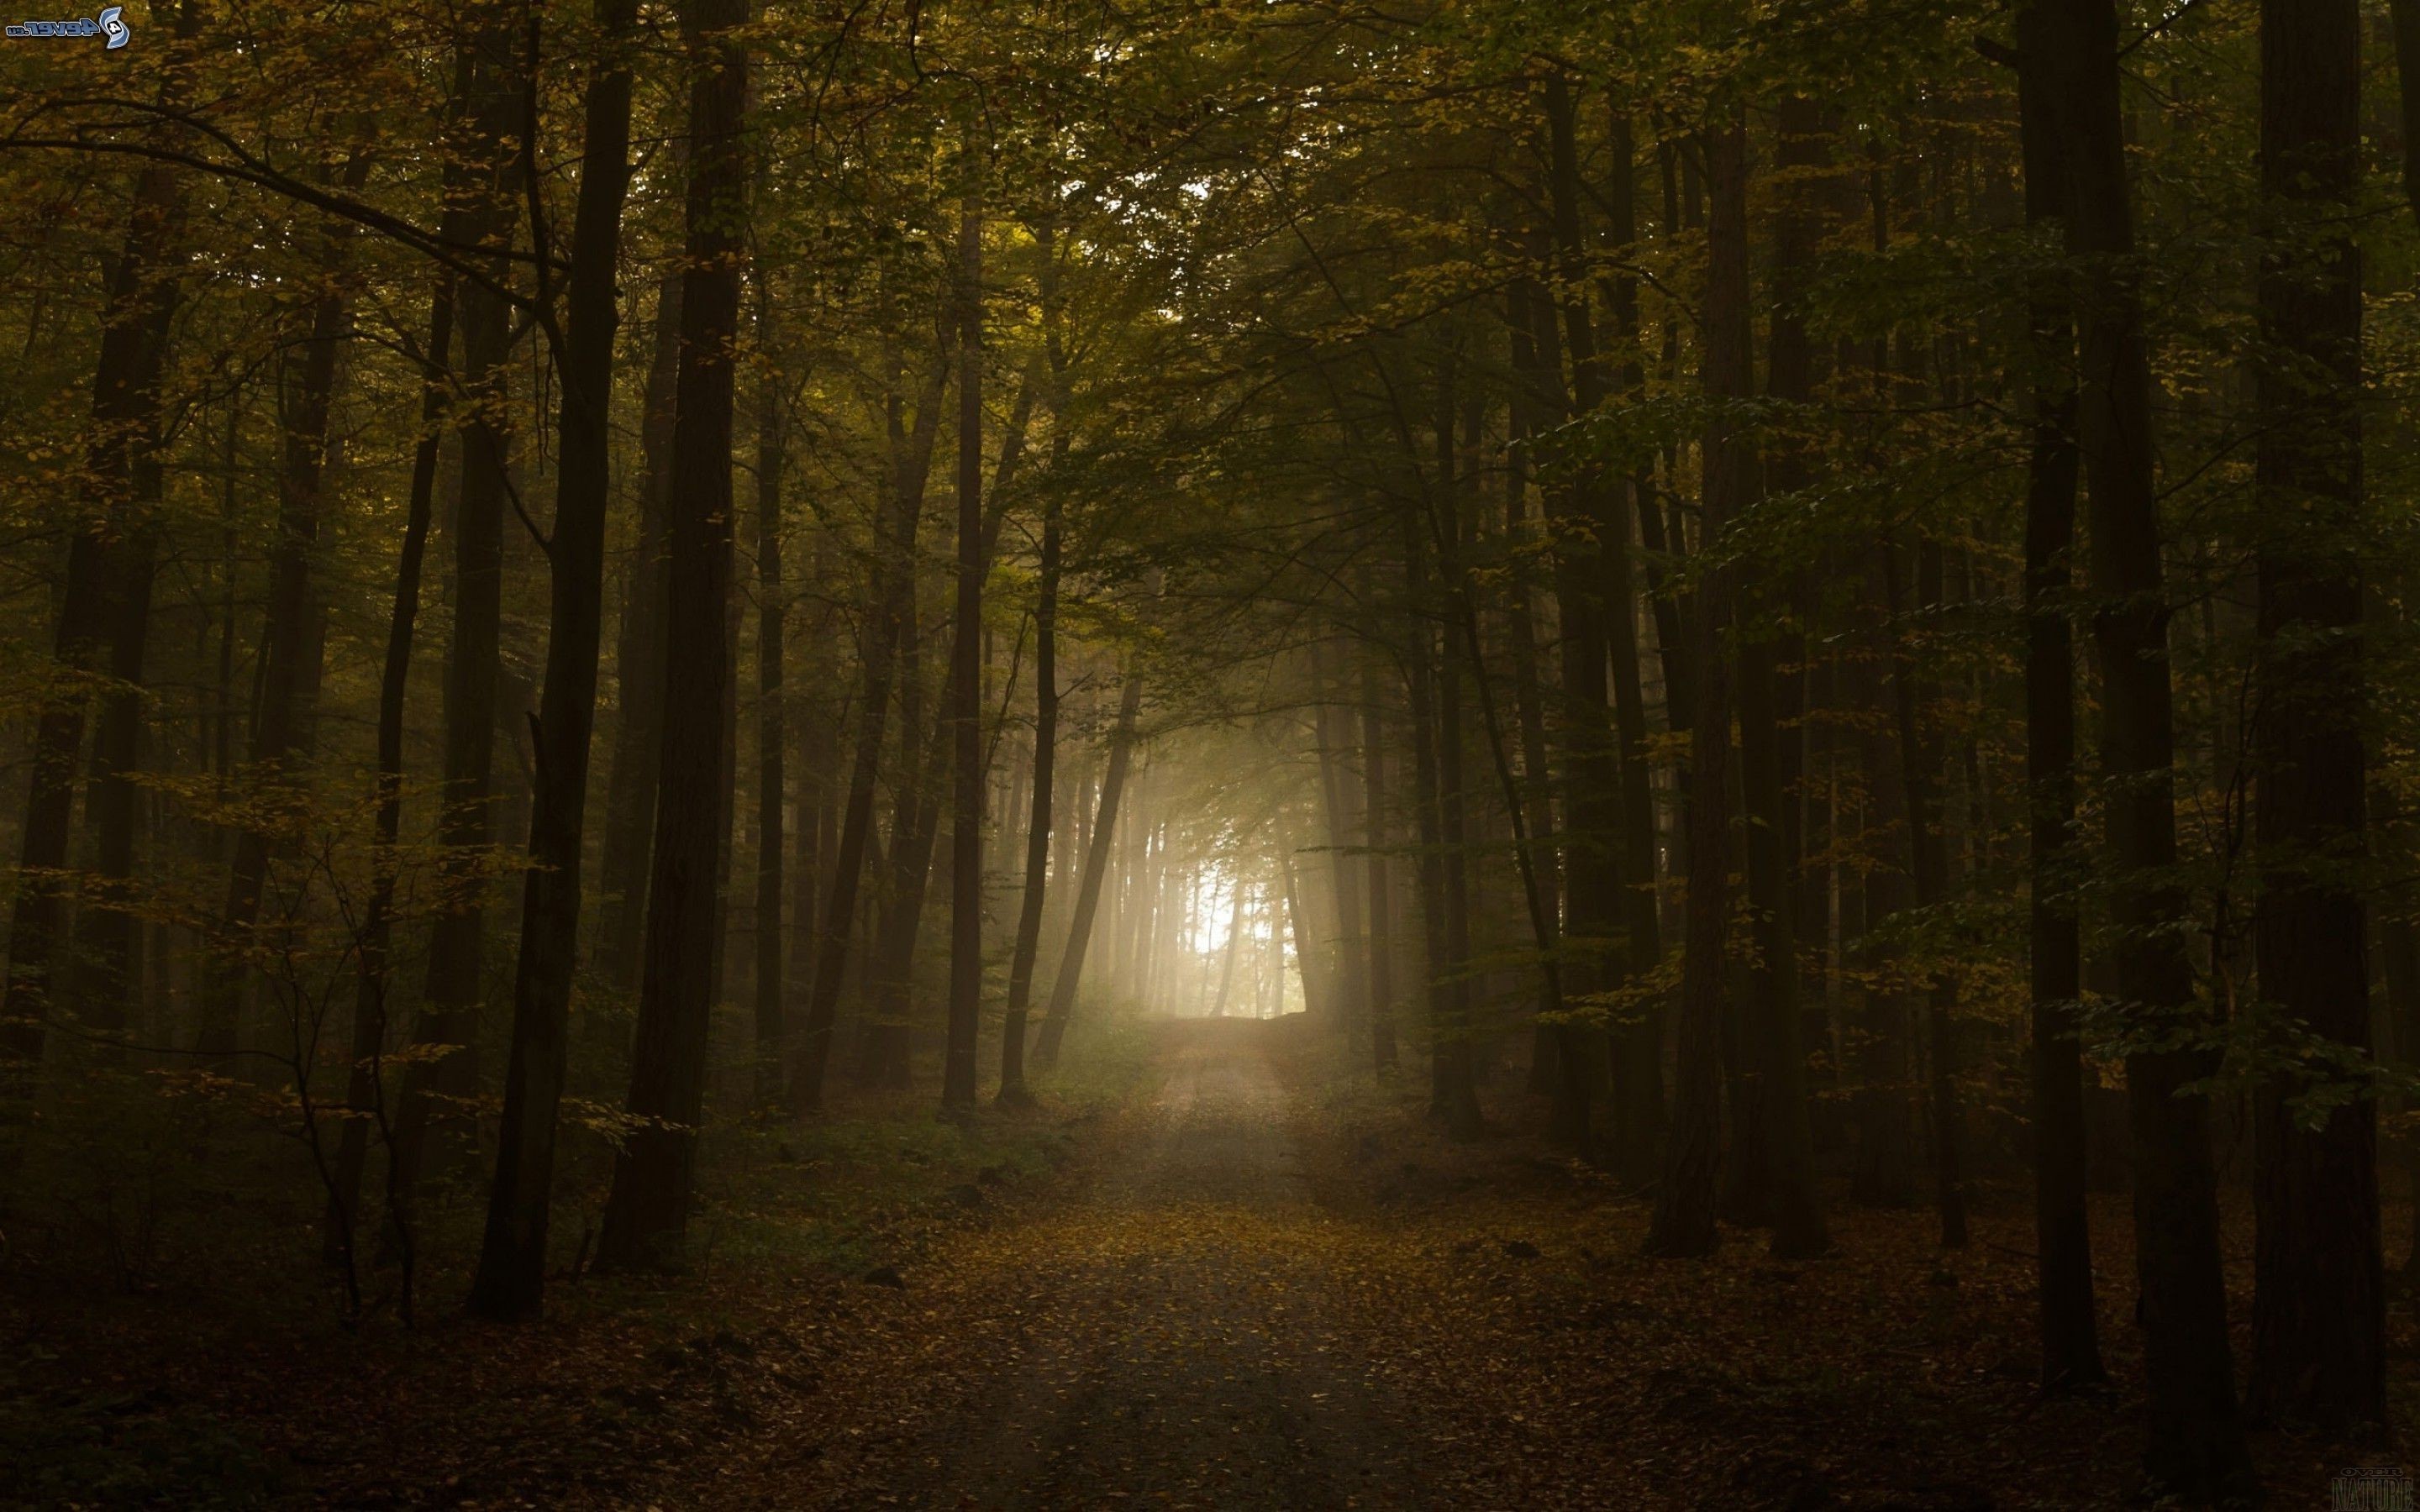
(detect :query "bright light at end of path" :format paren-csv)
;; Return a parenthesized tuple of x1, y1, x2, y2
(1186, 862, 1271, 956)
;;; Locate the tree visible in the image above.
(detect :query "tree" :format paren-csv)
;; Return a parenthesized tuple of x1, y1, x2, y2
(597, 0, 749, 1271)
(1645, 107, 1747, 1261)
(1034, 671, 1144, 1068)
(2010, 0, 2104, 1392)
(2247, 0, 2380, 1432)
(943, 187, 986, 1110)
(471, 0, 644, 1320)
(2038, 0, 2254, 1494)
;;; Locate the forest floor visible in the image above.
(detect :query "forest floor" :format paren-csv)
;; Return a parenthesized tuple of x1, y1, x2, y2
(3, 1016, 2411, 1509)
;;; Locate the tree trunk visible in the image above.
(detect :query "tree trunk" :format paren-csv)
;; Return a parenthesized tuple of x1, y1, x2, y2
(1034, 673, 1144, 1068)
(1358, 638, 1399, 1072)
(1849, 552, 1918, 1210)
(943, 191, 986, 1110)
(198, 152, 372, 1063)
(596, 0, 747, 1271)
(327, 273, 450, 1273)
(2040, 0, 2254, 1494)
(1602, 130, 1669, 1189)
(1428, 360, 1484, 1137)
(2248, 0, 2380, 1433)
(791, 354, 945, 1111)
(859, 679, 948, 1091)
(1281, 853, 1319, 1019)
(749, 276, 788, 1106)
(1313, 655, 1370, 1040)
(2013, 0, 2106, 1391)
(1885, 540, 1966, 1247)
(1644, 110, 1747, 1261)
(596, 264, 684, 997)
(2, 156, 185, 1113)
(468, 0, 641, 1320)
(1738, 93, 1829, 1260)
(1495, 335, 1560, 1098)
(1000, 497, 1058, 1102)
(391, 3, 527, 1194)
(1537, 79, 1621, 1155)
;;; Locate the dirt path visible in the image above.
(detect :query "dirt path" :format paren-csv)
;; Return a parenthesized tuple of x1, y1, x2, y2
(14, 1018, 2377, 1508)
(847, 1027, 1434, 1509)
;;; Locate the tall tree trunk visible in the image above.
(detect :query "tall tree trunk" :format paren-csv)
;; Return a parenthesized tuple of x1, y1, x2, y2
(327, 273, 451, 1273)
(1738, 93, 1829, 1260)
(392, 3, 527, 1194)
(855, 559, 936, 1091)
(2248, 0, 2380, 1433)
(1538, 78, 1619, 1154)
(1428, 355, 1485, 1137)
(943, 190, 986, 1110)
(2012, 0, 2105, 1391)
(1600, 113, 1669, 1184)
(597, 0, 747, 1271)
(1396, 501, 1481, 1138)
(198, 155, 371, 1060)
(790, 354, 944, 1111)
(1884, 540, 1966, 1247)
(2039, 0, 2254, 1494)
(1313, 656, 1370, 1042)
(1645, 110, 1748, 1261)
(750, 286, 788, 1105)
(596, 264, 684, 996)
(1846, 173, 1921, 1215)
(1496, 337, 1560, 1097)
(2, 155, 185, 1116)
(1281, 853, 1320, 1019)
(860, 684, 948, 1091)
(1358, 640, 1399, 1072)
(1000, 496, 1058, 1103)
(1034, 673, 1143, 1068)
(1849, 551, 1918, 1209)
(469, 0, 642, 1320)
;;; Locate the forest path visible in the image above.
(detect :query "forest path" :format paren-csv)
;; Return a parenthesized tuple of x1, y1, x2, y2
(816, 1022, 1438, 1509)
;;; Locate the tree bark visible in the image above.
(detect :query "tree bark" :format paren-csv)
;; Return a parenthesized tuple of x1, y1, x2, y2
(470, 0, 642, 1320)
(2039, 0, 2254, 1494)
(199, 150, 371, 1074)
(327, 273, 451, 1272)
(1000, 496, 1059, 1102)
(1034, 673, 1144, 1068)
(2248, 0, 2380, 1433)
(790, 353, 945, 1110)
(1313, 652, 1370, 1042)
(596, 263, 684, 997)
(1738, 93, 1829, 1260)
(1358, 638, 1399, 1072)
(1428, 358, 1484, 1137)
(391, 2, 527, 1194)
(597, 0, 747, 1271)
(944, 191, 986, 1110)
(2012, 0, 2105, 1391)
(1645, 111, 1748, 1261)
(750, 274, 788, 1106)
(1538, 77, 1618, 1154)
(1600, 112, 1669, 1184)
(1884, 540, 1966, 1247)
(2, 155, 185, 1111)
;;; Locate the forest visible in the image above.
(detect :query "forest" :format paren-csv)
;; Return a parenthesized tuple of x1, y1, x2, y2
(0, 0, 2410, 1505)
